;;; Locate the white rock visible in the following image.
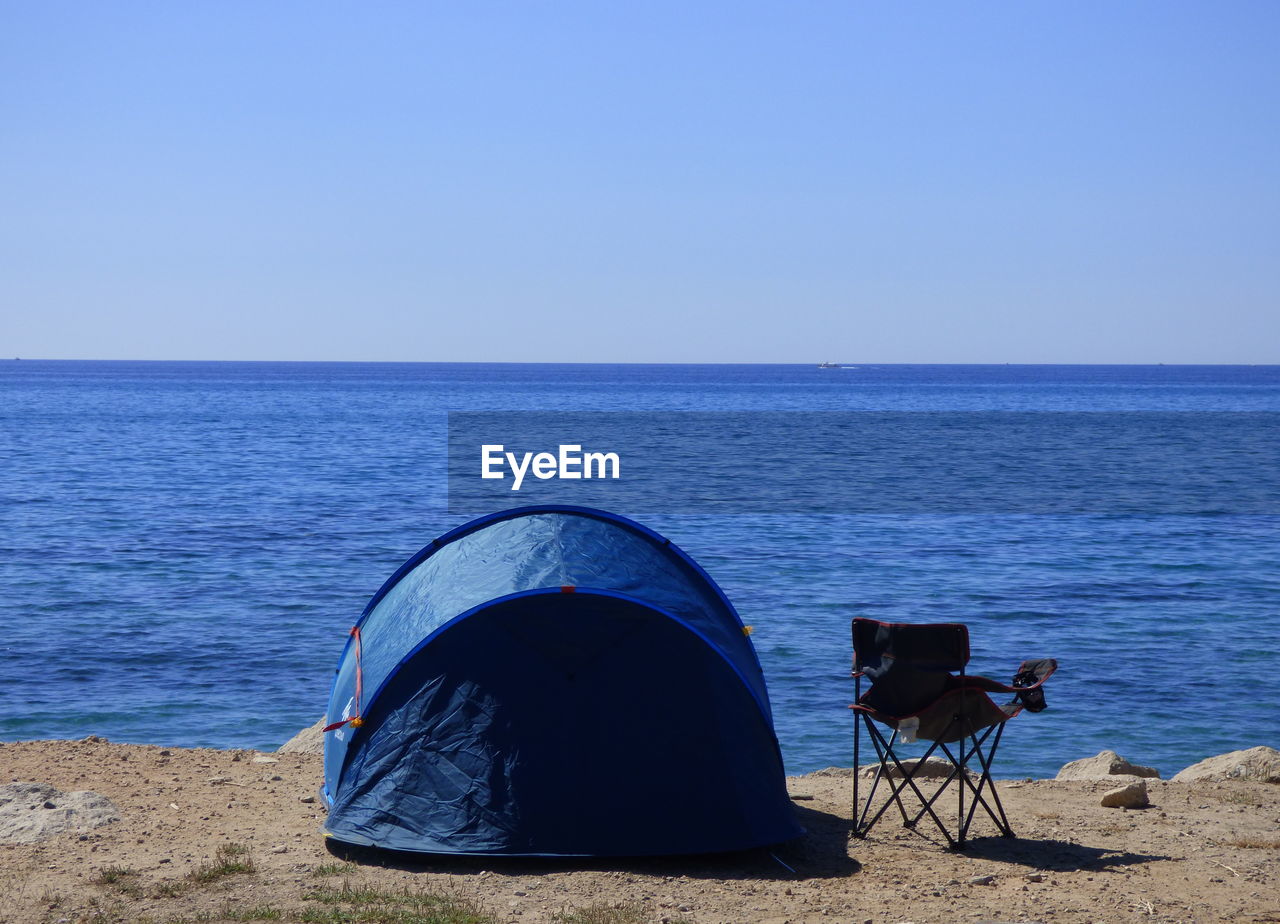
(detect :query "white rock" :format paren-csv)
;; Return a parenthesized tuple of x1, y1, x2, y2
(1056, 750, 1160, 781)
(1100, 780, 1149, 809)
(278, 717, 327, 755)
(1171, 746, 1280, 783)
(858, 756, 963, 780)
(0, 783, 119, 844)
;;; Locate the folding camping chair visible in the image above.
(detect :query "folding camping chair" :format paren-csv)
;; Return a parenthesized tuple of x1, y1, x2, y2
(850, 617, 1056, 848)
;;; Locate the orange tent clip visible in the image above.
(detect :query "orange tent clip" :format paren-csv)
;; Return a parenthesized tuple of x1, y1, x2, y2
(322, 626, 364, 733)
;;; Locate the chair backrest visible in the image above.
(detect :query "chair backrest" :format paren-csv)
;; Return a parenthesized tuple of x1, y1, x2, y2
(852, 618, 970, 675)
(852, 618, 972, 723)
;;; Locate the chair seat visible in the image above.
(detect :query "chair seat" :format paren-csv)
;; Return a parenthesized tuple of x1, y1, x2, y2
(854, 683, 1019, 743)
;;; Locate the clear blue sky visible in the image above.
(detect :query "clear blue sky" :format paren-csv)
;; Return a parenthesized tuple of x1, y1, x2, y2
(3, 1, 1277, 363)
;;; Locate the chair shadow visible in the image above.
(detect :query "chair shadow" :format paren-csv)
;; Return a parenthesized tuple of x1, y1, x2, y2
(959, 835, 1169, 871)
(325, 801, 860, 881)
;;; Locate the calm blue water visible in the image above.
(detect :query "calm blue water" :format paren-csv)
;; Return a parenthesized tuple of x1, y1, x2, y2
(2, 360, 1278, 779)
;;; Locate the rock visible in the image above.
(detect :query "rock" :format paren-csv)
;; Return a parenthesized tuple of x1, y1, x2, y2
(1171, 746, 1280, 783)
(299, 795, 316, 804)
(1100, 780, 1149, 808)
(969, 875, 995, 885)
(278, 717, 327, 755)
(1056, 750, 1160, 781)
(858, 756, 961, 780)
(0, 783, 119, 844)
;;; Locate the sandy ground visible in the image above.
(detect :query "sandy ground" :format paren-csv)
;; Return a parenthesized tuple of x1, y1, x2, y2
(2, 738, 1278, 924)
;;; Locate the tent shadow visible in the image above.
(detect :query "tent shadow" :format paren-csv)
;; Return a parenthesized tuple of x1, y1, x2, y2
(958, 835, 1170, 870)
(325, 802, 859, 881)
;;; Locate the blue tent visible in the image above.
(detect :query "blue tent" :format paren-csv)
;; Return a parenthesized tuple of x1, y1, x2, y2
(322, 506, 801, 856)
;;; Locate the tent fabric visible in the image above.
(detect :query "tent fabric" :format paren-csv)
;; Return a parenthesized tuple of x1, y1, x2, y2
(322, 505, 801, 856)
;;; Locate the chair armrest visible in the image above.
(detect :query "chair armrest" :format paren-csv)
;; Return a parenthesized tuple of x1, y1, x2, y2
(962, 659, 1056, 695)
(1011, 657, 1057, 688)
(959, 675, 1023, 695)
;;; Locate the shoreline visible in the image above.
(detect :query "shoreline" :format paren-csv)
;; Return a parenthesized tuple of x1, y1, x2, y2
(2, 738, 1277, 923)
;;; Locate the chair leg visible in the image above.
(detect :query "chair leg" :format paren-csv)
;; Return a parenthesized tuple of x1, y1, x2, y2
(854, 721, 907, 836)
(852, 687, 861, 835)
(893, 716, 971, 848)
(853, 715, 1019, 849)
(863, 724, 962, 847)
(854, 719, 956, 844)
(894, 721, 1015, 848)
(905, 737, 968, 845)
(920, 723, 1013, 845)
(852, 675, 861, 834)
(959, 722, 1014, 839)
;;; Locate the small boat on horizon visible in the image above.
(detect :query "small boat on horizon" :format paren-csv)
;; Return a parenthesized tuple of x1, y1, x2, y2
(817, 361, 841, 369)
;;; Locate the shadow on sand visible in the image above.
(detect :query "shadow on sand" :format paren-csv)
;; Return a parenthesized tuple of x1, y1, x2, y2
(959, 834, 1170, 871)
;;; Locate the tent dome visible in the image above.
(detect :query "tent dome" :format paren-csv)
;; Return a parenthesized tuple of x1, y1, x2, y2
(322, 505, 801, 856)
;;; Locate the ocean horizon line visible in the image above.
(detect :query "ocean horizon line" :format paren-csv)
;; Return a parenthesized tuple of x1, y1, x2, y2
(5, 357, 1278, 368)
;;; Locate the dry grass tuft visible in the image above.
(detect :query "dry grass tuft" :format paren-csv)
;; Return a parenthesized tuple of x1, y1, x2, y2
(93, 865, 137, 885)
(553, 904, 693, 924)
(299, 882, 492, 923)
(1220, 837, 1280, 849)
(188, 842, 256, 884)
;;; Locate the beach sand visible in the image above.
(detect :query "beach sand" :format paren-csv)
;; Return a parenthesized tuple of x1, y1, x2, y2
(2, 738, 1278, 923)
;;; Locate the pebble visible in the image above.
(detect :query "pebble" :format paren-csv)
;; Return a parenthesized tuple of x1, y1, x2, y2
(969, 875, 995, 886)
(299, 795, 316, 804)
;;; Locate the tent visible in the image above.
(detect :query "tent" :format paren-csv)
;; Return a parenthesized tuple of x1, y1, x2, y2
(322, 505, 802, 856)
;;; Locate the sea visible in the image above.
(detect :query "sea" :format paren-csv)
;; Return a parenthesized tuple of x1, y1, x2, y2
(2, 360, 1278, 780)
